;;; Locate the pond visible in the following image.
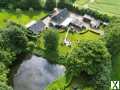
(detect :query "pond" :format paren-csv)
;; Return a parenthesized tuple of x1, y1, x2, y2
(13, 55, 65, 90)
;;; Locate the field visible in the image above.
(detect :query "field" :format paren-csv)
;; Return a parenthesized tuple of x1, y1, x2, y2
(75, 0, 120, 17)
(73, 0, 89, 7)
(0, 10, 47, 28)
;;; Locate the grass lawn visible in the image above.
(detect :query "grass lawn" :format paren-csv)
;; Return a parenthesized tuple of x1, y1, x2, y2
(112, 53, 120, 80)
(37, 30, 100, 56)
(74, 0, 89, 8)
(89, 0, 120, 16)
(74, 0, 120, 17)
(0, 10, 47, 28)
(46, 76, 94, 90)
(46, 76, 71, 90)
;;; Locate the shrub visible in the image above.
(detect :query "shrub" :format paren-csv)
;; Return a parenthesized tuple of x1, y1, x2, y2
(0, 63, 9, 83)
(78, 8, 110, 22)
(0, 48, 15, 66)
(1, 25, 29, 54)
(0, 82, 13, 90)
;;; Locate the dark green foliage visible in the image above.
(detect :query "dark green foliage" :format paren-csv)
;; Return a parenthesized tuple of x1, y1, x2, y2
(104, 17, 120, 55)
(1, 25, 29, 54)
(65, 41, 111, 89)
(0, 48, 15, 66)
(43, 29, 59, 63)
(26, 41, 35, 53)
(45, 0, 56, 11)
(78, 8, 110, 22)
(0, 0, 41, 10)
(14, 0, 41, 10)
(0, 23, 35, 89)
(0, 0, 12, 9)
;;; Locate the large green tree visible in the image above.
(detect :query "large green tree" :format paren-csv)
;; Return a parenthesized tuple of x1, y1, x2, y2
(43, 29, 59, 63)
(65, 41, 111, 90)
(1, 25, 29, 54)
(45, 0, 56, 10)
(104, 17, 120, 55)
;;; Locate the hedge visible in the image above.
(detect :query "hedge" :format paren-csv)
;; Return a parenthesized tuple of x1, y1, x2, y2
(58, 3, 110, 22)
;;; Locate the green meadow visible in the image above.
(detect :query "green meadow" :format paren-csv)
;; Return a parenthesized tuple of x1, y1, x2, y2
(75, 0, 120, 17)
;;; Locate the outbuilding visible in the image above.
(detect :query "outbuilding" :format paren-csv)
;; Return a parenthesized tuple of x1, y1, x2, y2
(28, 21, 46, 34)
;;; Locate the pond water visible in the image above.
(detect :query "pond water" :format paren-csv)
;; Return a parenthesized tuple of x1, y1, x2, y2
(13, 55, 65, 90)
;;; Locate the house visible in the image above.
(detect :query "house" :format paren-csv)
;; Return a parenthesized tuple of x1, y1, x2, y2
(25, 8, 104, 34)
(83, 14, 101, 29)
(83, 14, 93, 23)
(28, 21, 46, 34)
(90, 20, 101, 29)
(51, 8, 70, 27)
(70, 19, 86, 30)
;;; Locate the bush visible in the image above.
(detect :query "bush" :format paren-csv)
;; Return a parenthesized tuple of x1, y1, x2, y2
(78, 8, 110, 22)
(0, 48, 15, 66)
(0, 63, 9, 83)
(1, 24, 29, 54)
(0, 82, 13, 90)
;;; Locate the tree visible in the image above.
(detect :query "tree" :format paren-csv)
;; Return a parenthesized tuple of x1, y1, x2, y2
(45, 0, 56, 10)
(0, 48, 15, 66)
(65, 40, 111, 90)
(104, 17, 120, 55)
(1, 25, 29, 54)
(0, 0, 12, 8)
(43, 29, 59, 63)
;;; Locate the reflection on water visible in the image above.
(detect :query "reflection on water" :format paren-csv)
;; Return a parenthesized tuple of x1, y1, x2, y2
(14, 55, 65, 90)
